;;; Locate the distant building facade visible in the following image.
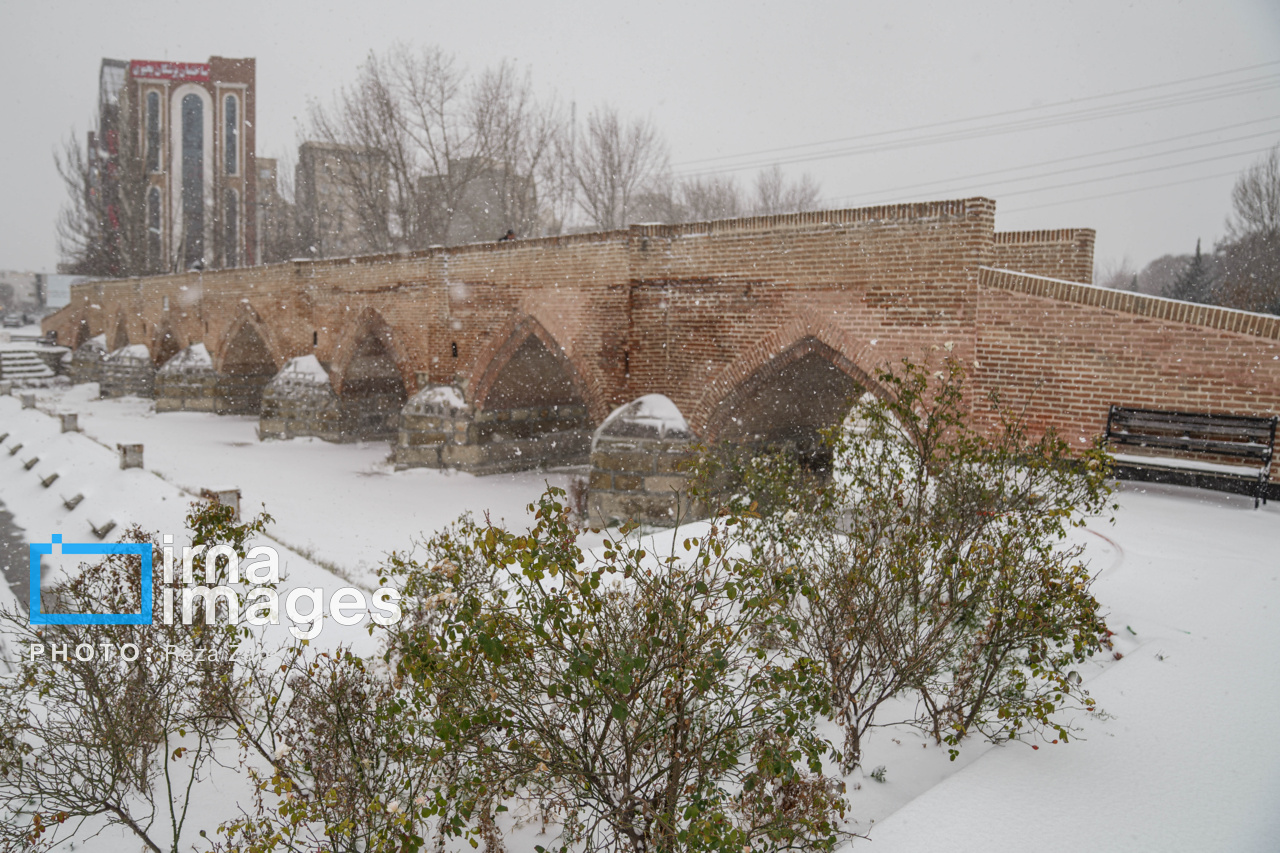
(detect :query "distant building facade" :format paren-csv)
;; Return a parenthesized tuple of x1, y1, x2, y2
(295, 142, 386, 258)
(255, 157, 306, 263)
(419, 157, 538, 245)
(0, 272, 83, 316)
(91, 56, 258, 272)
(0, 271, 42, 317)
(291, 148, 538, 258)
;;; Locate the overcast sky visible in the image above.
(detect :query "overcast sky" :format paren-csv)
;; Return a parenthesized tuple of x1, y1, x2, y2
(3, 0, 1279, 277)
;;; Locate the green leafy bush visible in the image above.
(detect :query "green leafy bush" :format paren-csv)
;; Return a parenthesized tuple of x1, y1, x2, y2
(691, 357, 1114, 771)
(385, 490, 848, 853)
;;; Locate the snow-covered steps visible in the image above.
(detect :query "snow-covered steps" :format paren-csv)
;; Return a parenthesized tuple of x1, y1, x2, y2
(0, 351, 55, 382)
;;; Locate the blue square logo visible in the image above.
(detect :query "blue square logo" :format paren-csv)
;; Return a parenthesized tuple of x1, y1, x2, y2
(29, 535, 153, 625)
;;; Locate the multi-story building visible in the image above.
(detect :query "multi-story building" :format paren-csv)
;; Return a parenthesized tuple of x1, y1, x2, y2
(418, 157, 538, 245)
(295, 141, 386, 258)
(90, 56, 257, 273)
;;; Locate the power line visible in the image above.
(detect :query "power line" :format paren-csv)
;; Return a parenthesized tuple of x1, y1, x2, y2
(824, 115, 1280, 204)
(991, 144, 1274, 200)
(997, 168, 1244, 215)
(677, 75, 1280, 178)
(673, 59, 1280, 170)
(822, 147, 1269, 217)
(828, 123, 1280, 206)
(834, 144, 1266, 212)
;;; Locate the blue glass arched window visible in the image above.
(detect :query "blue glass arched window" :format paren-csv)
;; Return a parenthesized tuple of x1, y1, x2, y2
(181, 93, 204, 268)
(145, 92, 161, 173)
(224, 94, 238, 175)
(147, 187, 162, 269)
(224, 189, 238, 267)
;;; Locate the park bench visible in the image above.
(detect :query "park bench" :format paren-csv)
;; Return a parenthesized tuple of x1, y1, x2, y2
(1105, 405, 1277, 508)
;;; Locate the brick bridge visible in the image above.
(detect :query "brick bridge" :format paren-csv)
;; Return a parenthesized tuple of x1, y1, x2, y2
(45, 197, 1280, 523)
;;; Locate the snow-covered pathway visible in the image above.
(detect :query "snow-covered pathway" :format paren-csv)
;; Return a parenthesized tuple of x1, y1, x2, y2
(9, 383, 572, 583)
(868, 485, 1280, 852)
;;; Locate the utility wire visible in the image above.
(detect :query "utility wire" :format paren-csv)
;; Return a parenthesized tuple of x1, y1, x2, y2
(676, 75, 1280, 178)
(673, 58, 1280, 169)
(823, 115, 1280, 203)
(821, 147, 1268, 215)
(829, 125, 1280, 206)
(997, 168, 1244, 215)
(990, 144, 1273, 199)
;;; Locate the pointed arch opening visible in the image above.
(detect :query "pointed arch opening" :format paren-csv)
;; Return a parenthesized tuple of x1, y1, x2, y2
(152, 324, 182, 367)
(485, 335, 584, 411)
(218, 320, 277, 414)
(336, 322, 407, 439)
(707, 337, 867, 472)
(474, 331, 591, 449)
(111, 317, 130, 353)
(73, 318, 92, 350)
(416, 320, 595, 472)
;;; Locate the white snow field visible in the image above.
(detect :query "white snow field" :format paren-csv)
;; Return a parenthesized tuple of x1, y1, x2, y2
(1, 384, 1278, 852)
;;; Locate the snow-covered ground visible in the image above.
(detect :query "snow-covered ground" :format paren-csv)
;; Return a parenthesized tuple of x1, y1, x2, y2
(7, 382, 573, 584)
(869, 486, 1280, 851)
(1, 384, 1277, 851)
(0, 321, 60, 349)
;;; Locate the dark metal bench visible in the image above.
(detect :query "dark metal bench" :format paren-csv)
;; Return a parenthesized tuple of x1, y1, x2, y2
(1105, 405, 1277, 508)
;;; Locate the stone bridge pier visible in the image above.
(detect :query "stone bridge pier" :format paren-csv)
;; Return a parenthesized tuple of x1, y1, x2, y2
(43, 198, 1280, 527)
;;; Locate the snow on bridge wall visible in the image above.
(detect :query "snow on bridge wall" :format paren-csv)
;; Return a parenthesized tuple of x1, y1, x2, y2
(42, 198, 1280, 487)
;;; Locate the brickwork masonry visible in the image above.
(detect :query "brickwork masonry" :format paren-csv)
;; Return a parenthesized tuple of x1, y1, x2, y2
(44, 198, 1280, 502)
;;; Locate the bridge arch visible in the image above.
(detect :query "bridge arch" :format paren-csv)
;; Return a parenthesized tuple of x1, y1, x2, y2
(110, 313, 132, 353)
(214, 309, 281, 414)
(693, 310, 887, 434)
(702, 334, 884, 467)
(470, 314, 593, 417)
(152, 320, 182, 367)
(329, 308, 409, 438)
(434, 314, 595, 468)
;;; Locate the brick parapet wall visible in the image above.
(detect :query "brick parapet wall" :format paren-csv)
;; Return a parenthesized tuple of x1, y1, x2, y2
(980, 267, 1280, 340)
(43, 235, 637, 422)
(626, 198, 996, 433)
(975, 268, 1280, 480)
(44, 200, 1280, 480)
(991, 229, 1095, 284)
(631, 197, 993, 240)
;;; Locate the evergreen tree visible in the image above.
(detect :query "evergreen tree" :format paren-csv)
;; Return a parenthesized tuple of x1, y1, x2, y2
(1165, 239, 1215, 304)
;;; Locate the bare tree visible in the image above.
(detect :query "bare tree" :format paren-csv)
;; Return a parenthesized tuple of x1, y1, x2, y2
(306, 51, 419, 254)
(1226, 143, 1280, 241)
(459, 60, 561, 240)
(55, 132, 111, 275)
(566, 105, 670, 230)
(751, 164, 821, 215)
(1094, 255, 1138, 291)
(677, 175, 743, 221)
(0, 505, 275, 853)
(1217, 231, 1280, 314)
(55, 124, 151, 277)
(625, 166, 825, 227)
(1216, 144, 1280, 314)
(306, 46, 564, 253)
(256, 154, 307, 263)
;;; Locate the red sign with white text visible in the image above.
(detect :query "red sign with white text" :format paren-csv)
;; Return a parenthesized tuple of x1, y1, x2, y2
(129, 60, 210, 82)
